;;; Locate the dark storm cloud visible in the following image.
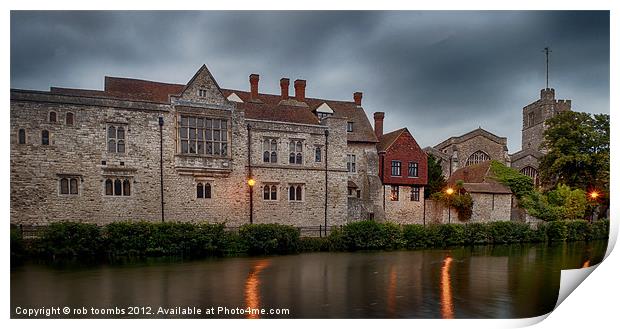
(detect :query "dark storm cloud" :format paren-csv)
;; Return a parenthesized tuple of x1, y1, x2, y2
(10, 11, 609, 152)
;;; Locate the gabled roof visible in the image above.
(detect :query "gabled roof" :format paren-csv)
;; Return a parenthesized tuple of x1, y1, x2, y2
(447, 161, 512, 194)
(434, 127, 507, 150)
(377, 128, 407, 152)
(46, 66, 378, 143)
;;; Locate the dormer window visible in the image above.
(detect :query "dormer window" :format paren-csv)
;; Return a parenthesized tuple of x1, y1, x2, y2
(316, 103, 334, 121)
(198, 89, 207, 97)
(347, 122, 354, 132)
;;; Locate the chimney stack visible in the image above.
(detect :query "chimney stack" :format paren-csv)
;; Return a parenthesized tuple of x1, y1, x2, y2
(374, 112, 385, 139)
(294, 79, 306, 102)
(353, 92, 363, 106)
(280, 78, 290, 100)
(249, 74, 259, 100)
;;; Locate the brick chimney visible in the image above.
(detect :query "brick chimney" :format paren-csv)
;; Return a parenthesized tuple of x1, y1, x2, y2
(374, 112, 385, 139)
(353, 92, 363, 106)
(249, 74, 259, 100)
(294, 79, 306, 102)
(280, 78, 290, 100)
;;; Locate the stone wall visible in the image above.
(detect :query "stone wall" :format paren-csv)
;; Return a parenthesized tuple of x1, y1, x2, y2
(346, 142, 384, 222)
(423, 192, 511, 225)
(10, 84, 351, 227)
(384, 186, 425, 224)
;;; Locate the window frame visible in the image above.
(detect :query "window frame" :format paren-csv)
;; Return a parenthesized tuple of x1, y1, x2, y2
(66, 112, 74, 125)
(106, 124, 127, 154)
(391, 160, 402, 177)
(58, 176, 80, 196)
(314, 146, 322, 162)
(288, 184, 304, 202)
(18, 129, 26, 144)
(389, 185, 399, 201)
(196, 181, 213, 199)
(288, 140, 303, 165)
(347, 121, 354, 132)
(104, 177, 132, 197)
(41, 130, 50, 145)
(410, 186, 420, 201)
(262, 184, 278, 201)
(347, 154, 357, 173)
(465, 150, 491, 166)
(262, 138, 278, 163)
(408, 162, 419, 178)
(49, 111, 57, 123)
(178, 115, 229, 157)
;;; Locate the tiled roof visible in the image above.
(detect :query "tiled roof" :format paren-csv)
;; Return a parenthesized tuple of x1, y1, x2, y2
(447, 161, 512, 194)
(48, 75, 378, 143)
(376, 128, 406, 152)
(434, 127, 507, 150)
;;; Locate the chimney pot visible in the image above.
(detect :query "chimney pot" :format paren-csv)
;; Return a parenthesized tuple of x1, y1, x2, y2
(353, 92, 363, 106)
(374, 112, 385, 139)
(294, 79, 306, 102)
(249, 74, 259, 100)
(280, 78, 290, 100)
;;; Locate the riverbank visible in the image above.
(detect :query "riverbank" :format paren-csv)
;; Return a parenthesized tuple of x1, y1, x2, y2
(10, 220, 609, 263)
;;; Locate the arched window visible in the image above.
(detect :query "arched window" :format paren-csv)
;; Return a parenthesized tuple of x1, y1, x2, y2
(263, 185, 270, 200)
(289, 185, 295, 201)
(107, 124, 127, 153)
(263, 138, 278, 163)
(315, 146, 322, 162)
(49, 111, 57, 122)
(69, 178, 78, 194)
(105, 179, 113, 195)
(123, 179, 131, 196)
(197, 183, 204, 198)
(18, 129, 26, 144)
(288, 184, 303, 201)
(289, 140, 303, 164)
(520, 166, 539, 186)
(465, 151, 490, 166)
(204, 183, 211, 198)
(271, 185, 277, 200)
(41, 130, 49, 145)
(114, 179, 122, 196)
(66, 112, 74, 125)
(60, 178, 69, 194)
(263, 184, 278, 200)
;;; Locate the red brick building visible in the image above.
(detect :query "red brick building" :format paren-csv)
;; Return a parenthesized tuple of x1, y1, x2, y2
(374, 112, 428, 223)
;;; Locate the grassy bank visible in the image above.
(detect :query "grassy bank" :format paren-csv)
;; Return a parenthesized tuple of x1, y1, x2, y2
(10, 219, 609, 262)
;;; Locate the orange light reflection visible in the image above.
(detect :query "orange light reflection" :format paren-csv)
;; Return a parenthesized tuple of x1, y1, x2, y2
(387, 266, 397, 317)
(582, 260, 590, 268)
(244, 260, 270, 319)
(440, 255, 454, 319)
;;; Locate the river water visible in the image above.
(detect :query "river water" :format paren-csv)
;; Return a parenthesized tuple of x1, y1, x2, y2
(11, 241, 607, 319)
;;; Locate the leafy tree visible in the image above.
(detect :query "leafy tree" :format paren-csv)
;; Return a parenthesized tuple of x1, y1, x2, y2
(425, 154, 447, 198)
(539, 111, 609, 193)
(520, 184, 587, 221)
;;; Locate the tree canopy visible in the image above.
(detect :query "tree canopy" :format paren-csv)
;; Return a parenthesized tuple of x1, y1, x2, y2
(539, 111, 609, 196)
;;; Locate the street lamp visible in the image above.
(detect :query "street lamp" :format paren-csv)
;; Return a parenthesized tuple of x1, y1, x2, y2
(588, 190, 601, 222)
(248, 177, 255, 224)
(445, 187, 455, 224)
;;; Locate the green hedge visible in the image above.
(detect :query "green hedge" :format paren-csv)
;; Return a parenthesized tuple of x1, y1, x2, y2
(13, 219, 609, 260)
(239, 223, 300, 255)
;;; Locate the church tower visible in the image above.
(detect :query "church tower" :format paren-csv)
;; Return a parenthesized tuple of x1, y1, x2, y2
(521, 87, 571, 152)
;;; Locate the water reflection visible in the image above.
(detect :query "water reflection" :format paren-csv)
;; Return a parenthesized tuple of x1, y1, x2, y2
(582, 260, 590, 268)
(386, 266, 397, 317)
(244, 260, 270, 319)
(440, 255, 454, 319)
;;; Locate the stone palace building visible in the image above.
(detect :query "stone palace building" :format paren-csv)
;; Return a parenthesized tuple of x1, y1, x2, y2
(10, 65, 388, 226)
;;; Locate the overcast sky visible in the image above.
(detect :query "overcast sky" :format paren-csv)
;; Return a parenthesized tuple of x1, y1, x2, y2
(10, 11, 609, 152)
